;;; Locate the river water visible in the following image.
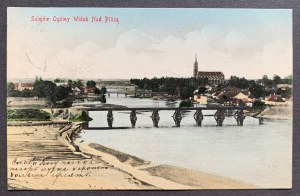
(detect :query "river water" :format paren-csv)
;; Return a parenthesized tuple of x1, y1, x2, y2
(79, 94, 292, 188)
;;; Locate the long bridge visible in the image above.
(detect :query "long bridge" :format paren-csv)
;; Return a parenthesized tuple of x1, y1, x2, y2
(106, 87, 167, 98)
(84, 106, 262, 129)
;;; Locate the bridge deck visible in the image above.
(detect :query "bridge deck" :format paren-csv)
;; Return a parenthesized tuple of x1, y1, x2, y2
(86, 106, 249, 111)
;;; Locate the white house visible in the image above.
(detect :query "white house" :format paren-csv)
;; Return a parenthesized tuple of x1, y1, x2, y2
(194, 95, 208, 105)
(233, 92, 249, 100)
(14, 83, 34, 91)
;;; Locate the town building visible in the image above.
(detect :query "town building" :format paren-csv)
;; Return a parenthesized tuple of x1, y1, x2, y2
(84, 87, 97, 94)
(264, 94, 287, 106)
(193, 95, 208, 105)
(212, 87, 256, 106)
(193, 55, 225, 86)
(54, 82, 69, 87)
(14, 82, 34, 91)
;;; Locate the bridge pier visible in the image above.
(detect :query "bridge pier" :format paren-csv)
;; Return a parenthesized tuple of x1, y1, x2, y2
(194, 109, 204, 126)
(130, 110, 137, 128)
(151, 110, 160, 127)
(172, 110, 182, 127)
(258, 117, 263, 125)
(214, 109, 225, 126)
(107, 110, 113, 128)
(234, 110, 246, 126)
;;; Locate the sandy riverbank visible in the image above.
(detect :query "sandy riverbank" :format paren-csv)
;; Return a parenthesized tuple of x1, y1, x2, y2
(7, 122, 255, 190)
(76, 142, 256, 189)
(259, 103, 292, 120)
(7, 123, 155, 190)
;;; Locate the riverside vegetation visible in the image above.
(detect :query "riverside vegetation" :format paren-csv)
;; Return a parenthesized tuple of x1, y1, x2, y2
(7, 77, 107, 108)
(7, 109, 92, 122)
(7, 109, 52, 121)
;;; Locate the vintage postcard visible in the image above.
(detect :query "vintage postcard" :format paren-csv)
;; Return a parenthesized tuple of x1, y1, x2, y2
(7, 8, 292, 190)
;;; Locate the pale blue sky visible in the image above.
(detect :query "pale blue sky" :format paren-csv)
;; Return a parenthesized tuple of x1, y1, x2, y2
(8, 8, 292, 79)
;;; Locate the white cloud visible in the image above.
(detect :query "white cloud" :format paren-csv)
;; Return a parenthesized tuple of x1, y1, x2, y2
(8, 27, 292, 79)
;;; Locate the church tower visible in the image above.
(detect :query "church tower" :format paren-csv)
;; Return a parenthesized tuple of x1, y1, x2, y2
(193, 54, 198, 77)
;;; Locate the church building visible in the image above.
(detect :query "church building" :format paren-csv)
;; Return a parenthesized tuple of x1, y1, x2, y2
(193, 55, 225, 86)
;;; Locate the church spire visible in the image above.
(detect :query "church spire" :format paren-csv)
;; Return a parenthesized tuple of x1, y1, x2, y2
(193, 54, 198, 77)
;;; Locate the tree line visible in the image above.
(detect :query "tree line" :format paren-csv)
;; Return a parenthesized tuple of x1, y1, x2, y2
(130, 74, 292, 100)
(8, 77, 108, 107)
(130, 77, 208, 99)
(225, 75, 292, 98)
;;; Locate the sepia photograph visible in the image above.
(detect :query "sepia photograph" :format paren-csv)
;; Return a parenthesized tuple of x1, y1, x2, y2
(7, 7, 292, 190)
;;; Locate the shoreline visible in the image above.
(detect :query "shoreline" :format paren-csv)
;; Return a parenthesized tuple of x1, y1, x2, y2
(259, 104, 292, 121)
(260, 115, 292, 121)
(75, 140, 256, 189)
(7, 121, 256, 189)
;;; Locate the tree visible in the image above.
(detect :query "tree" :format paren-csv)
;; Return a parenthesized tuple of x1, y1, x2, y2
(21, 89, 33, 97)
(249, 83, 265, 98)
(261, 75, 274, 87)
(100, 95, 106, 103)
(67, 79, 73, 87)
(54, 78, 65, 83)
(55, 86, 72, 101)
(194, 77, 208, 86)
(262, 75, 268, 84)
(68, 79, 83, 89)
(94, 88, 101, 94)
(282, 75, 292, 84)
(180, 86, 194, 100)
(165, 82, 177, 95)
(273, 75, 282, 85)
(197, 86, 207, 95)
(33, 79, 46, 97)
(86, 80, 96, 88)
(130, 76, 212, 99)
(7, 82, 15, 96)
(43, 81, 58, 106)
(33, 79, 67, 107)
(277, 87, 292, 98)
(226, 76, 249, 89)
(101, 86, 107, 94)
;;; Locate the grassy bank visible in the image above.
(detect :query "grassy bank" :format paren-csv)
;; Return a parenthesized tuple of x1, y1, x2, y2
(69, 111, 93, 122)
(7, 109, 52, 121)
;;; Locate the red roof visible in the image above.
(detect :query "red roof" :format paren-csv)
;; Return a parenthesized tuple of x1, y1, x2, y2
(197, 72, 224, 78)
(266, 95, 285, 102)
(20, 83, 34, 87)
(14, 83, 34, 88)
